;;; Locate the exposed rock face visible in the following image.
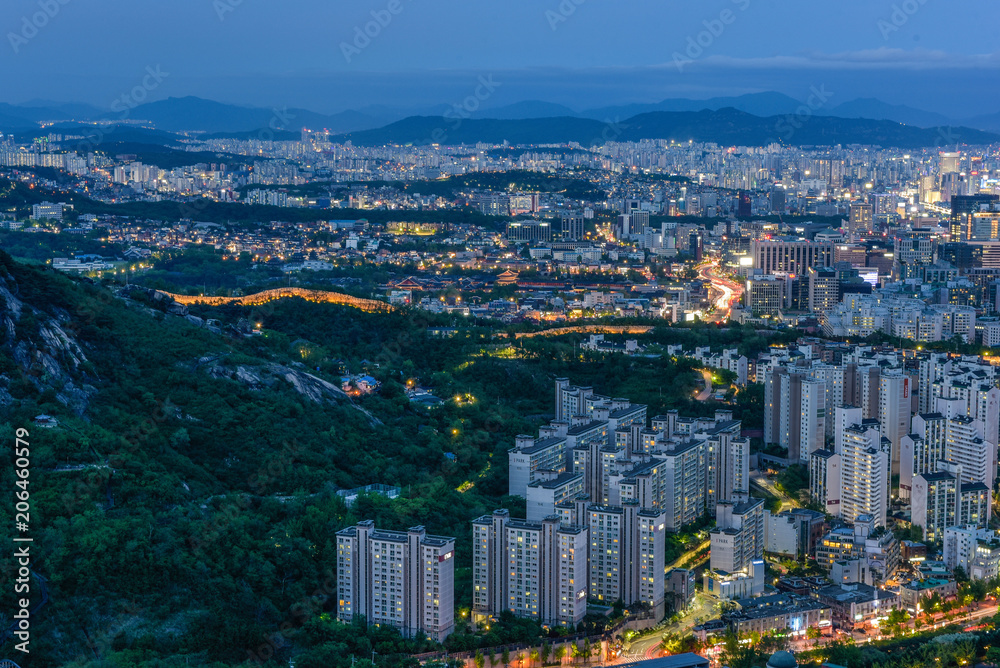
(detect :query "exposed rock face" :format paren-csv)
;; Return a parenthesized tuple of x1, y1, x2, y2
(0, 275, 96, 413)
(166, 302, 189, 316)
(198, 359, 381, 426)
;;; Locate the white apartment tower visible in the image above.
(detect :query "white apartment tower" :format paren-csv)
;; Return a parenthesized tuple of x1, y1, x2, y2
(557, 501, 668, 617)
(809, 449, 842, 516)
(471, 510, 588, 627)
(336, 521, 456, 641)
(839, 422, 890, 527)
(709, 498, 765, 574)
(879, 371, 912, 476)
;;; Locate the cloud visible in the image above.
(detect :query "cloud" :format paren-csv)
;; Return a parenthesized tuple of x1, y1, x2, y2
(656, 49, 1000, 71)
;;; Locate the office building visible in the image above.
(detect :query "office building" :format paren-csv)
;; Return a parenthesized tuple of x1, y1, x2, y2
(506, 220, 552, 243)
(561, 214, 586, 241)
(750, 238, 834, 275)
(951, 194, 999, 242)
(738, 191, 752, 218)
(807, 267, 840, 314)
(32, 201, 72, 221)
(849, 203, 874, 238)
(746, 276, 786, 317)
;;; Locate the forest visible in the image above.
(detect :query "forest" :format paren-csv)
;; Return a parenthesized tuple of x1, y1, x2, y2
(0, 251, 758, 666)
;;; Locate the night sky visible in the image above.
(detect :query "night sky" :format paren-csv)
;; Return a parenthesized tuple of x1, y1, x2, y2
(1, 0, 998, 116)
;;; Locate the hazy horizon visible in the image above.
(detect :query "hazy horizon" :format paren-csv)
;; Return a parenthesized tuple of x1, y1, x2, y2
(1, 0, 999, 117)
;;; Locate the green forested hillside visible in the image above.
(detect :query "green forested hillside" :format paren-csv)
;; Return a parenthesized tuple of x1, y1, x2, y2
(0, 252, 720, 666)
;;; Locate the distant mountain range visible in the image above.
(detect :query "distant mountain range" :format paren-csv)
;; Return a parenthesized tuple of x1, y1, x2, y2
(331, 108, 999, 149)
(1, 93, 998, 146)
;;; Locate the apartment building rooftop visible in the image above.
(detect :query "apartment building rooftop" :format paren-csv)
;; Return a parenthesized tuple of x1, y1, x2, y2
(528, 472, 584, 490)
(515, 436, 567, 455)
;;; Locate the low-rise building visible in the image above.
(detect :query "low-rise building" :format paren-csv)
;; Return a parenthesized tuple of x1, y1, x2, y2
(814, 583, 899, 630)
(704, 558, 766, 600)
(723, 593, 832, 638)
(942, 525, 1000, 580)
(899, 578, 957, 614)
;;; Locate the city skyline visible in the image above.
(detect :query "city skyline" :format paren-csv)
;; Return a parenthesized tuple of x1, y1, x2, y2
(8, 3, 1000, 665)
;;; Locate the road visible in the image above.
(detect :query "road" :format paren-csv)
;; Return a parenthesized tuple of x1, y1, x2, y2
(622, 635, 664, 662)
(621, 593, 719, 663)
(697, 261, 743, 322)
(665, 538, 710, 573)
(695, 369, 713, 401)
(749, 470, 803, 514)
(782, 602, 1000, 654)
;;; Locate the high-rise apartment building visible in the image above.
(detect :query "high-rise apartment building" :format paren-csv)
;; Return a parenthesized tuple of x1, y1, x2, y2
(839, 422, 889, 527)
(337, 521, 456, 641)
(526, 472, 585, 521)
(658, 439, 707, 531)
(763, 368, 826, 463)
(471, 510, 588, 627)
(557, 500, 668, 617)
(710, 498, 765, 575)
(809, 449, 842, 516)
(911, 468, 958, 544)
(912, 461, 991, 542)
(878, 371, 911, 476)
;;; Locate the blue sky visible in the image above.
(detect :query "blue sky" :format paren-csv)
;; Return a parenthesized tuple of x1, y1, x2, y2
(1, 0, 998, 115)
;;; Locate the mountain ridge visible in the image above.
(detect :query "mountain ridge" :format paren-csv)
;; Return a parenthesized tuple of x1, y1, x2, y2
(330, 107, 1000, 148)
(2, 93, 997, 136)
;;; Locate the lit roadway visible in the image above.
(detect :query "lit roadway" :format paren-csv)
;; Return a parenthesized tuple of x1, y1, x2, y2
(695, 369, 713, 401)
(697, 261, 743, 322)
(619, 541, 714, 663)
